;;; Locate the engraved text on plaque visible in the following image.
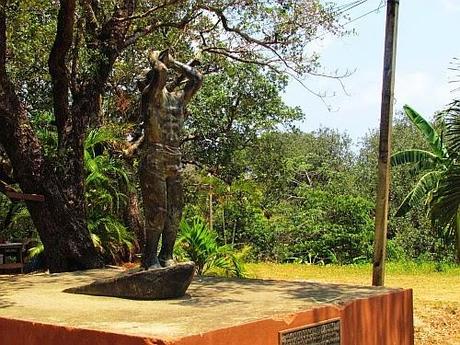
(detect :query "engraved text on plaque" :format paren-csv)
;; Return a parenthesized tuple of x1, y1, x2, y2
(279, 319, 341, 345)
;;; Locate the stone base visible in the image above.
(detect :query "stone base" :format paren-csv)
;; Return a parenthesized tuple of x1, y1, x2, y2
(0, 269, 414, 345)
(64, 262, 195, 300)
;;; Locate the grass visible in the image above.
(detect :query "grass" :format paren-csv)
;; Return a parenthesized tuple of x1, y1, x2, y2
(245, 262, 460, 345)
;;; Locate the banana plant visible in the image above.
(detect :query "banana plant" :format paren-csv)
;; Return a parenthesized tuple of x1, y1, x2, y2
(391, 105, 450, 217)
(430, 100, 460, 263)
(392, 104, 460, 263)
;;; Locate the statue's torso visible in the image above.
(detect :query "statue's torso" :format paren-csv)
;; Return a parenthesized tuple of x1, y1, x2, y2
(142, 90, 184, 176)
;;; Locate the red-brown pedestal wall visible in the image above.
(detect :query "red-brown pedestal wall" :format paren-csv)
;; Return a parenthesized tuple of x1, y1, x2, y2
(0, 289, 413, 345)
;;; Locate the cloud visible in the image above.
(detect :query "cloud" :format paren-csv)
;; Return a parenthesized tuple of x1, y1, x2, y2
(441, 0, 460, 12)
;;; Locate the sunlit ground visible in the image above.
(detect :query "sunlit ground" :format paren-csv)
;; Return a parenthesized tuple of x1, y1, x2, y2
(246, 262, 460, 345)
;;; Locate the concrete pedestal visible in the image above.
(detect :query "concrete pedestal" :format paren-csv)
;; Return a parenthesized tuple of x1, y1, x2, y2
(0, 268, 414, 345)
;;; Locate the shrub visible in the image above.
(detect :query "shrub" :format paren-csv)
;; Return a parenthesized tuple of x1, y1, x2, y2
(177, 217, 246, 277)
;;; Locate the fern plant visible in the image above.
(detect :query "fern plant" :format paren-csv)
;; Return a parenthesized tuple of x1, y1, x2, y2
(177, 217, 246, 277)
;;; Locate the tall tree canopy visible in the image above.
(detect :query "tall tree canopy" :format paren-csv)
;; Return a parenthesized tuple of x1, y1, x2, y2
(0, 0, 341, 272)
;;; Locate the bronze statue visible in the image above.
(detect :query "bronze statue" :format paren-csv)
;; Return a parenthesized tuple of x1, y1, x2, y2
(133, 50, 202, 269)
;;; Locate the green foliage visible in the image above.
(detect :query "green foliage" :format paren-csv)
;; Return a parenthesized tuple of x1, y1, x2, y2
(395, 171, 441, 217)
(445, 100, 460, 155)
(88, 216, 133, 263)
(5, 0, 56, 110)
(270, 189, 374, 264)
(391, 149, 441, 169)
(185, 63, 304, 183)
(27, 242, 44, 259)
(176, 217, 246, 277)
(3, 0, 458, 268)
(0, 195, 34, 242)
(429, 102, 460, 262)
(391, 106, 450, 217)
(1, 0, 345, 270)
(30, 112, 58, 158)
(402, 106, 448, 158)
(84, 126, 135, 263)
(185, 129, 375, 265)
(390, 104, 460, 262)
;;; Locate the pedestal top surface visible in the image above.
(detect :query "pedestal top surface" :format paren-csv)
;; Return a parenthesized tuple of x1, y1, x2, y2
(0, 268, 399, 339)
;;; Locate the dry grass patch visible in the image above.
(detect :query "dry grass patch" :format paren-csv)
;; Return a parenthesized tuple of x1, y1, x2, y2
(246, 262, 460, 345)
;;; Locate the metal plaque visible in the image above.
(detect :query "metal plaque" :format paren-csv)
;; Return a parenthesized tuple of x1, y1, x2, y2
(279, 319, 341, 345)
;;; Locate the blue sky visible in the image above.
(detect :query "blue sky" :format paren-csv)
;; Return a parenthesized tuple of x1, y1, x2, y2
(283, 0, 460, 144)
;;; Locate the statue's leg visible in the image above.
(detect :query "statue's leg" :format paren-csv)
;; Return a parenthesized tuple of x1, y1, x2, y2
(140, 153, 167, 270)
(159, 174, 183, 267)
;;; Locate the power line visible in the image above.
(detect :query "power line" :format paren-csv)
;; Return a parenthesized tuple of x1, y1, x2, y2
(334, 0, 369, 16)
(313, 0, 386, 41)
(343, 1, 386, 26)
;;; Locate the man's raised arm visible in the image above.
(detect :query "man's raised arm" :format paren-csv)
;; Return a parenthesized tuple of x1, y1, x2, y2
(170, 59, 202, 103)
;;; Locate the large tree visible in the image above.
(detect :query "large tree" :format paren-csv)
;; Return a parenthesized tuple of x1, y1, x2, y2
(0, 0, 339, 272)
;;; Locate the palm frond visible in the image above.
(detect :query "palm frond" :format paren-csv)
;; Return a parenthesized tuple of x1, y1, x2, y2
(395, 171, 441, 217)
(391, 149, 440, 167)
(178, 217, 245, 277)
(91, 233, 103, 252)
(403, 105, 448, 159)
(430, 165, 460, 227)
(86, 171, 110, 185)
(445, 101, 460, 155)
(28, 242, 44, 258)
(85, 127, 116, 150)
(408, 159, 441, 176)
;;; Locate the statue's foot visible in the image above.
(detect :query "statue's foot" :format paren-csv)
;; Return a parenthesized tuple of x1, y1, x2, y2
(143, 256, 162, 270)
(159, 257, 176, 268)
(147, 262, 162, 270)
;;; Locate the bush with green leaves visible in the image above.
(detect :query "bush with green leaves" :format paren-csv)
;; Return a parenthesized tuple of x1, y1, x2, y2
(84, 126, 135, 263)
(266, 188, 375, 264)
(176, 217, 246, 277)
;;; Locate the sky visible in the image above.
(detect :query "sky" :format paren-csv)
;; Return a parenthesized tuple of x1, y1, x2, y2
(283, 0, 460, 146)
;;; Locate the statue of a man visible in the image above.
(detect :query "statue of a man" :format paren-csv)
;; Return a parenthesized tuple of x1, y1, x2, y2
(135, 49, 202, 269)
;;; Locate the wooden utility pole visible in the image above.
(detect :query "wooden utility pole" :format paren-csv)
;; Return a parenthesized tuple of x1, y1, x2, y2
(372, 0, 400, 286)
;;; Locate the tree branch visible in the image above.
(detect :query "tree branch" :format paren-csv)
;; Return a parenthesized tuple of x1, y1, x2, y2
(0, 4, 46, 198)
(123, 10, 200, 48)
(0, 0, 5, 73)
(201, 47, 279, 69)
(79, 0, 100, 32)
(48, 0, 76, 144)
(115, 0, 182, 22)
(123, 23, 157, 48)
(199, 5, 290, 71)
(70, 18, 83, 94)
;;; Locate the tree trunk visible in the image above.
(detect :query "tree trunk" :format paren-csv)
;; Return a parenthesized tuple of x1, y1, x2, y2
(455, 209, 460, 264)
(29, 168, 105, 272)
(0, 11, 103, 271)
(0, 0, 136, 272)
(0, 95, 103, 272)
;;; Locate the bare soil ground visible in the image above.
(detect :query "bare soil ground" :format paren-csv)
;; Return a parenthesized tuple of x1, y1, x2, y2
(246, 262, 460, 345)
